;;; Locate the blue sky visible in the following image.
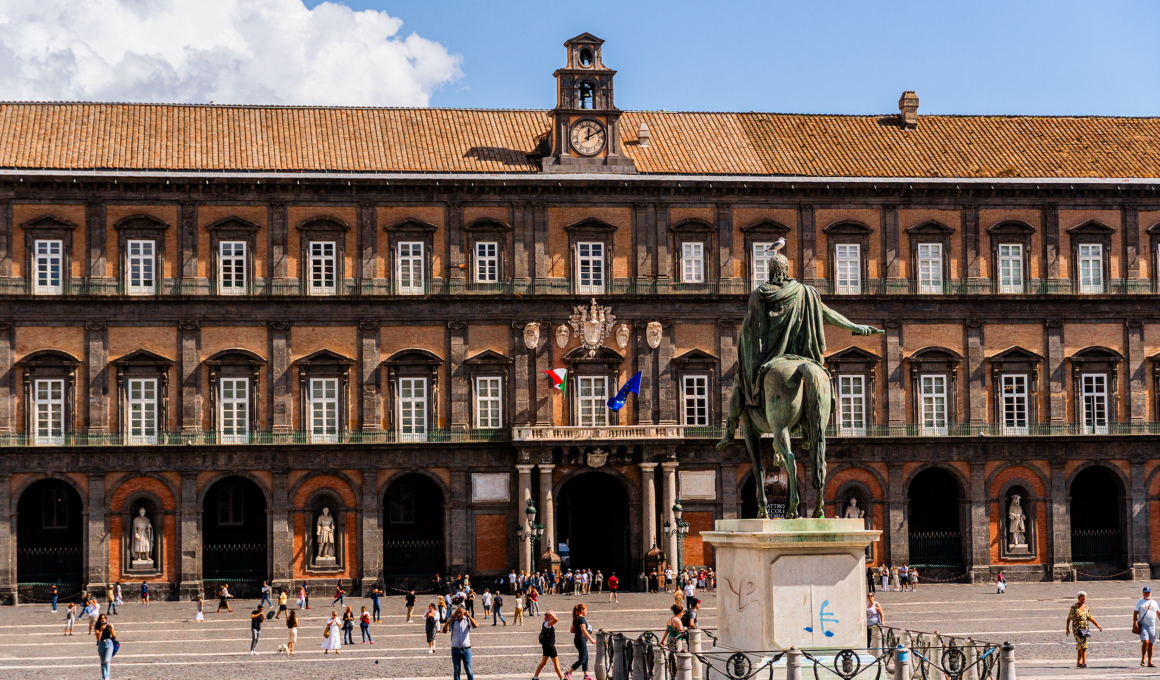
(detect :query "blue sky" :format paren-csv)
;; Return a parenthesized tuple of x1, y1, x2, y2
(306, 0, 1160, 115)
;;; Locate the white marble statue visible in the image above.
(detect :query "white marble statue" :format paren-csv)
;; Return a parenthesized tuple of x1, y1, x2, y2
(1008, 495, 1027, 548)
(316, 507, 336, 561)
(843, 497, 864, 520)
(131, 507, 154, 565)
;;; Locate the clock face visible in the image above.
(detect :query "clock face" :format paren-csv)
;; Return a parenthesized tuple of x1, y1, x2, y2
(570, 120, 606, 156)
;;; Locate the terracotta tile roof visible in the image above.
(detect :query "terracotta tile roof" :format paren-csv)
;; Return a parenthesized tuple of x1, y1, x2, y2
(1, 102, 1159, 178)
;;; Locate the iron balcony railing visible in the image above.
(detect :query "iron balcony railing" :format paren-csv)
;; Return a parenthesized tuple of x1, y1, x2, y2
(512, 425, 722, 442)
(10, 428, 511, 448)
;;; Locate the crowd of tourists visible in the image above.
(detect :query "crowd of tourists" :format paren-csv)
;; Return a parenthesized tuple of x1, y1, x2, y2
(644, 566, 715, 594)
(866, 564, 919, 593)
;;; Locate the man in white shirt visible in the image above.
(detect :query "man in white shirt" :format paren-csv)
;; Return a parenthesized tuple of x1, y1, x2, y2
(1137, 586, 1160, 667)
(509, 570, 517, 594)
(684, 581, 697, 611)
(481, 589, 493, 618)
(664, 567, 673, 592)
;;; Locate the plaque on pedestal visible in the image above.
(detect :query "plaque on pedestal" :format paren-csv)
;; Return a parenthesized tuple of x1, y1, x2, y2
(131, 559, 155, 570)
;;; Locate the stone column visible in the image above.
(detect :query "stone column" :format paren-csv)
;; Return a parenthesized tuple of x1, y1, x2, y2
(85, 321, 108, 434)
(967, 462, 991, 582)
(361, 470, 383, 588)
(1130, 460, 1150, 579)
(886, 462, 908, 564)
(269, 321, 292, 432)
(1048, 462, 1071, 580)
(270, 469, 292, 588)
(640, 463, 657, 555)
(517, 465, 535, 572)
(85, 472, 108, 591)
(539, 464, 556, 560)
(177, 471, 202, 598)
(662, 462, 678, 567)
(0, 473, 14, 604)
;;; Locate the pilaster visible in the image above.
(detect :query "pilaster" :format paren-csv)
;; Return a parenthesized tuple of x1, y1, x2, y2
(179, 200, 198, 280)
(1048, 462, 1072, 580)
(662, 461, 678, 568)
(656, 204, 672, 283)
(0, 474, 13, 604)
(450, 468, 469, 574)
(0, 322, 13, 432)
(717, 319, 738, 428)
(270, 469, 292, 587)
(358, 201, 378, 281)
(883, 205, 900, 281)
(886, 462, 908, 565)
(1044, 204, 1061, 281)
(513, 323, 531, 426)
(798, 205, 817, 283)
(269, 321, 292, 432)
(1124, 205, 1140, 279)
(884, 321, 904, 424)
(1127, 320, 1147, 422)
(85, 472, 108, 591)
(535, 322, 553, 425)
(533, 201, 549, 280)
(512, 201, 530, 283)
(448, 201, 465, 281)
(179, 320, 202, 432)
(658, 322, 676, 424)
(539, 464, 558, 564)
(962, 206, 981, 281)
(177, 470, 202, 597)
(361, 470, 383, 588)
(0, 199, 10, 278)
(640, 463, 657, 556)
(966, 320, 985, 425)
(967, 462, 991, 582)
(1130, 460, 1150, 579)
(359, 320, 382, 430)
(269, 200, 288, 279)
(517, 465, 535, 572)
(1046, 320, 1065, 422)
(85, 321, 108, 434)
(85, 199, 106, 281)
(449, 321, 469, 430)
(716, 203, 734, 284)
(635, 321, 656, 424)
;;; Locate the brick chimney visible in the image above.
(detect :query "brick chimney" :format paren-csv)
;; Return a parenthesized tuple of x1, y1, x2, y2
(898, 91, 919, 129)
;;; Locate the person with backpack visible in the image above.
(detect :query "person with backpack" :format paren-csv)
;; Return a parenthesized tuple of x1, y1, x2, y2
(567, 603, 596, 680)
(533, 610, 564, 680)
(492, 591, 506, 626)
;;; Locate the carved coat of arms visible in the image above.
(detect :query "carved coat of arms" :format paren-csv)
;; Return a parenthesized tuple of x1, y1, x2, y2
(646, 321, 663, 349)
(522, 322, 540, 350)
(569, 299, 616, 357)
(586, 448, 609, 467)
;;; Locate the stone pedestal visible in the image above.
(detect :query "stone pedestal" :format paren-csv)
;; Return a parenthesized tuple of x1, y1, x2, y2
(701, 518, 880, 652)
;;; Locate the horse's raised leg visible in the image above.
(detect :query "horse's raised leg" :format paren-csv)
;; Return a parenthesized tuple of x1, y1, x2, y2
(741, 415, 768, 518)
(771, 427, 799, 519)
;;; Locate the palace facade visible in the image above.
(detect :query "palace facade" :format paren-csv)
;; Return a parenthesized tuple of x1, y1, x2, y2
(2, 33, 1160, 601)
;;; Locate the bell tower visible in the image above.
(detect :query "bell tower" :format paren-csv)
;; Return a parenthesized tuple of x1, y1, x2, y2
(542, 33, 636, 174)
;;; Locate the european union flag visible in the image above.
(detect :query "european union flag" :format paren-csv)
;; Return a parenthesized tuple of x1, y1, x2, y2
(607, 371, 642, 412)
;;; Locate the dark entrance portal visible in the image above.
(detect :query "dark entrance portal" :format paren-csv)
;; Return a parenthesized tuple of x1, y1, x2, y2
(1070, 466, 1125, 565)
(201, 476, 268, 596)
(383, 473, 445, 577)
(907, 467, 964, 568)
(17, 479, 84, 592)
(557, 472, 630, 581)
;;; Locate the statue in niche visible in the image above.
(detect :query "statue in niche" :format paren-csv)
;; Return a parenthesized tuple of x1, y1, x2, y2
(131, 507, 154, 567)
(842, 497, 864, 520)
(316, 507, 336, 562)
(1007, 495, 1027, 549)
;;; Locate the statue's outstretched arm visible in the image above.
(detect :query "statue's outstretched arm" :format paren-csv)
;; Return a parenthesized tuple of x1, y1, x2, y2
(821, 304, 885, 336)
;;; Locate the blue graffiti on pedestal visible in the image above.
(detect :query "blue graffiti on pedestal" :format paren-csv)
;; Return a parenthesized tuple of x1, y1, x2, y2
(803, 599, 839, 638)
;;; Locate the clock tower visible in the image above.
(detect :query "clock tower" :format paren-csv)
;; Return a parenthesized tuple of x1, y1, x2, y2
(542, 33, 636, 174)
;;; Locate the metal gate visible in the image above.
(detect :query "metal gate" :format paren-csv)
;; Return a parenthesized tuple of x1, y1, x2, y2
(908, 531, 964, 567)
(203, 543, 267, 592)
(17, 546, 82, 586)
(1071, 528, 1122, 563)
(384, 539, 444, 576)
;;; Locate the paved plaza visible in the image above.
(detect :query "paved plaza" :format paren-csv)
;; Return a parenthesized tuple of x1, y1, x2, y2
(0, 583, 1157, 679)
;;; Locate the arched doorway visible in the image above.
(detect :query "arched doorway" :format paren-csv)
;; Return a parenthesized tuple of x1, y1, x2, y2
(17, 478, 84, 594)
(201, 476, 268, 596)
(907, 468, 964, 568)
(557, 472, 630, 580)
(383, 473, 445, 577)
(1070, 466, 1126, 566)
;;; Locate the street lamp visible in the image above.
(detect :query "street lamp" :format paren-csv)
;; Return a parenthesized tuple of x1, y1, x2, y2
(518, 499, 545, 572)
(663, 497, 691, 572)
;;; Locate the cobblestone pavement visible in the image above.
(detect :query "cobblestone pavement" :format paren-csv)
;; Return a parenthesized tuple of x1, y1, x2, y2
(1, 582, 1158, 679)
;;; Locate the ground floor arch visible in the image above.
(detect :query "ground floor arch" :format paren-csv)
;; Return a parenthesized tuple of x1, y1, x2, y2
(556, 471, 631, 579)
(1070, 465, 1126, 566)
(201, 476, 268, 595)
(907, 467, 965, 568)
(383, 472, 446, 578)
(16, 478, 84, 592)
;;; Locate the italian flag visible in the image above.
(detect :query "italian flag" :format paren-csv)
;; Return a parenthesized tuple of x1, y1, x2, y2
(543, 368, 567, 395)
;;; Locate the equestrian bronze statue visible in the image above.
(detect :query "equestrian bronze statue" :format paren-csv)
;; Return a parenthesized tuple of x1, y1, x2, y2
(717, 238, 883, 519)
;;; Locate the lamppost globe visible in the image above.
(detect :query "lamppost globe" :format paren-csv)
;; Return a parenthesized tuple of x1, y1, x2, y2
(525, 498, 537, 523)
(673, 498, 684, 521)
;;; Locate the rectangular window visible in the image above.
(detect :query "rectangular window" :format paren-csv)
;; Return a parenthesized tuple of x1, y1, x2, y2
(835, 243, 861, 295)
(309, 378, 339, 443)
(838, 375, 866, 435)
(682, 375, 709, 426)
(1081, 373, 1108, 434)
(219, 378, 249, 442)
(32, 378, 65, 445)
(398, 377, 427, 441)
(218, 486, 243, 526)
(577, 376, 608, 427)
(397, 242, 425, 294)
(475, 242, 498, 283)
(126, 240, 155, 295)
(475, 377, 502, 429)
(309, 241, 336, 295)
(998, 244, 1023, 293)
(127, 378, 158, 444)
(920, 374, 947, 435)
(577, 242, 604, 293)
(752, 242, 774, 290)
(1001, 374, 1028, 434)
(219, 241, 246, 295)
(682, 242, 704, 283)
(917, 243, 943, 294)
(1078, 243, 1103, 293)
(34, 239, 63, 295)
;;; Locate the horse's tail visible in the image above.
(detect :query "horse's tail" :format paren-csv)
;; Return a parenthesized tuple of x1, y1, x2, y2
(798, 363, 831, 497)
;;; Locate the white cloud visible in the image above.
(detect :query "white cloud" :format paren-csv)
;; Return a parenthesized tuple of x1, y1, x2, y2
(0, 0, 462, 106)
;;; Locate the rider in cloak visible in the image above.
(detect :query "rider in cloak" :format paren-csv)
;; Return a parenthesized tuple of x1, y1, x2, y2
(720, 238, 880, 445)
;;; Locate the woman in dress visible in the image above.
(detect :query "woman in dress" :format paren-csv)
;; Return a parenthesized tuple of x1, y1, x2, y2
(322, 610, 342, 654)
(424, 602, 439, 653)
(880, 565, 889, 592)
(660, 604, 685, 651)
(287, 610, 299, 654)
(195, 594, 204, 622)
(890, 565, 901, 591)
(1065, 591, 1103, 668)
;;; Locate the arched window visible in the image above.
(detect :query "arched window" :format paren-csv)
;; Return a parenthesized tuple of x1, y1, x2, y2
(578, 82, 594, 109)
(579, 48, 593, 67)
(41, 489, 68, 529)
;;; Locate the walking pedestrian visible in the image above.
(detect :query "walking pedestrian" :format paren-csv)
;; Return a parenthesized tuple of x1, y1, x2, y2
(85, 597, 101, 634)
(444, 605, 478, 680)
(683, 579, 697, 612)
(514, 591, 525, 625)
(107, 583, 117, 615)
(260, 581, 272, 608)
(286, 609, 299, 655)
(865, 592, 884, 649)
(607, 572, 618, 602)
(533, 610, 564, 680)
(64, 601, 76, 636)
(196, 594, 205, 622)
(438, 595, 449, 624)
(664, 566, 673, 592)
(909, 567, 919, 591)
(249, 605, 264, 655)
(996, 571, 1007, 594)
(493, 591, 507, 626)
(529, 587, 540, 615)
(333, 581, 345, 606)
(114, 583, 123, 609)
(567, 604, 596, 680)
(276, 589, 288, 618)
(405, 589, 416, 622)
(1065, 591, 1103, 669)
(342, 605, 356, 645)
(51, 584, 58, 612)
(297, 584, 306, 609)
(140, 581, 150, 605)
(303, 581, 310, 609)
(880, 565, 889, 592)
(660, 604, 685, 651)
(373, 586, 384, 622)
(595, 570, 603, 593)
(1136, 586, 1160, 667)
(510, 569, 518, 594)
(866, 566, 875, 594)
(322, 611, 342, 654)
(360, 606, 374, 643)
(424, 602, 439, 653)
(482, 588, 492, 618)
(94, 613, 116, 680)
(216, 583, 233, 612)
